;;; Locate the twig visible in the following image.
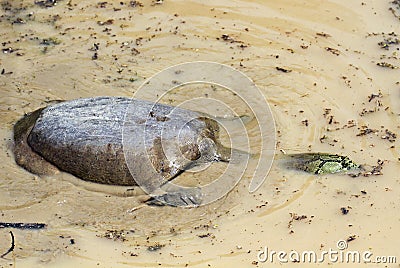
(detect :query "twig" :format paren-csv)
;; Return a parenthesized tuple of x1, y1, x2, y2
(127, 204, 146, 213)
(1, 231, 15, 258)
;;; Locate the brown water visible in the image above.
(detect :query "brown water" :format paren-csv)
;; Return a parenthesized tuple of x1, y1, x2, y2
(1, 0, 399, 267)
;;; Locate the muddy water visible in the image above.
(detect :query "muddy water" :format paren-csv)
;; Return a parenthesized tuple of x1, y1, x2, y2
(1, 0, 399, 267)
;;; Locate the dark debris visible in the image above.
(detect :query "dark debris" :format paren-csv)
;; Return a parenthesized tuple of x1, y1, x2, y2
(103, 230, 127, 242)
(346, 235, 357, 242)
(276, 66, 292, 73)
(129, 1, 144, 7)
(198, 233, 212, 238)
(378, 37, 400, 50)
(389, 0, 400, 20)
(325, 47, 340, 56)
(316, 32, 331, 38)
(381, 129, 397, 142)
(376, 62, 398, 69)
(340, 207, 350, 215)
(356, 126, 378, 136)
(147, 243, 165, 251)
(34, 0, 59, 8)
(40, 37, 61, 46)
(368, 91, 383, 102)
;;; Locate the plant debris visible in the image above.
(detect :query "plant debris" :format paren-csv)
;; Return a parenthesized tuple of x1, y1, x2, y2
(322, 109, 338, 125)
(89, 43, 100, 60)
(290, 213, 307, 221)
(34, 0, 59, 8)
(217, 34, 247, 48)
(2, 47, 17, 54)
(359, 108, 378, 116)
(319, 134, 338, 146)
(97, 19, 114, 26)
(97, 1, 108, 8)
(389, 0, 400, 20)
(288, 213, 311, 233)
(276, 66, 292, 73)
(129, 1, 143, 7)
(356, 126, 379, 136)
(301, 119, 309, 126)
(346, 235, 357, 242)
(356, 125, 397, 143)
(368, 91, 383, 102)
(151, 0, 164, 5)
(198, 233, 212, 238)
(340, 207, 350, 215)
(1, 68, 13, 75)
(325, 47, 340, 56)
(103, 230, 127, 241)
(147, 243, 165, 251)
(316, 32, 331, 38)
(369, 159, 385, 176)
(376, 62, 398, 69)
(378, 36, 400, 50)
(220, 34, 235, 42)
(40, 37, 61, 46)
(350, 159, 385, 177)
(13, 17, 26, 24)
(381, 129, 397, 142)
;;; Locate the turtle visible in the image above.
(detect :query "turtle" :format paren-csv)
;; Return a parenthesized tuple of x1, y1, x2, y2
(13, 96, 360, 207)
(13, 97, 235, 206)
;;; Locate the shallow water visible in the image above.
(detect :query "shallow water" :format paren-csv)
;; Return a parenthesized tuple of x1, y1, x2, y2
(1, 0, 399, 267)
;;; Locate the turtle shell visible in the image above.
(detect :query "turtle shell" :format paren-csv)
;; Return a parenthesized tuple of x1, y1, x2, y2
(25, 97, 222, 187)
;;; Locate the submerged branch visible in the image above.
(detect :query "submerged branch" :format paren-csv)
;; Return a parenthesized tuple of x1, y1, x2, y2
(0, 222, 47, 230)
(0, 231, 15, 258)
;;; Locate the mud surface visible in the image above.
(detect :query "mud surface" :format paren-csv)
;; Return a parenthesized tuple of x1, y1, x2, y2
(0, 0, 399, 267)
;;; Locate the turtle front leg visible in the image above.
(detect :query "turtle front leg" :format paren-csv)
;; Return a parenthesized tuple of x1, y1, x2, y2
(145, 187, 202, 207)
(127, 188, 202, 211)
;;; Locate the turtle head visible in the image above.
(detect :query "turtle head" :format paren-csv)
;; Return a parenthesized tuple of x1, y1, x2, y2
(177, 116, 231, 168)
(178, 136, 221, 165)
